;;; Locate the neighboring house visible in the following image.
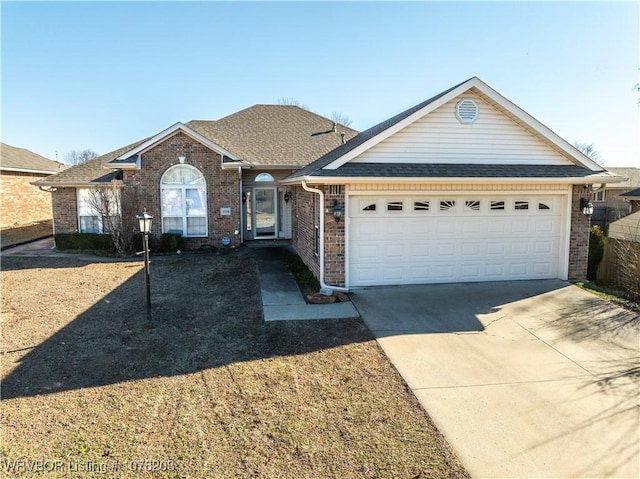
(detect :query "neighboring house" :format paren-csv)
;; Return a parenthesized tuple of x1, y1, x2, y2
(608, 210, 640, 242)
(35, 77, 625, 288)
(590, 167, 640, 232)
(0, 143, 68, 248)
(619, 187, 640, 214)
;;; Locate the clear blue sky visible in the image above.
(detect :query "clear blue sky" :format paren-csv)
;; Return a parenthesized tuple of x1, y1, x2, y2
(2, 1, 639, 167)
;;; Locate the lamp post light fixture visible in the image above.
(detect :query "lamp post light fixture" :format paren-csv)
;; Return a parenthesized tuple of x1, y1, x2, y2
(332, 199, 343, 222)
(579, 197, 594, 216)
(136, 209, 153, 322)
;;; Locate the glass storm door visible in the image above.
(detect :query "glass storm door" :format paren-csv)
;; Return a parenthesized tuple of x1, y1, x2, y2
(254, 187, 277, 238)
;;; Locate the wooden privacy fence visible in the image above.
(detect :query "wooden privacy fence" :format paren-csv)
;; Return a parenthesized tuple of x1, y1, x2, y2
(597, 237, 640, 299)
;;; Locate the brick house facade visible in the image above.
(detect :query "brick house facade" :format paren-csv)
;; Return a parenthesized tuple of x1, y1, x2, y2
(36, 78, 624, 288)
(1, 143, 68, 248)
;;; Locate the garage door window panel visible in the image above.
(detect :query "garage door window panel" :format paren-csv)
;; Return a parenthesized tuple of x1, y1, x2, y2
(514, 200, 530, 211)
(360, 200, 377, 212)
(490, 200, 505, 211)
(440, 200, 456, 212)
(387, 201, 404, 211)
(465, 200, 481, 212)
(413, 201, 430, 211)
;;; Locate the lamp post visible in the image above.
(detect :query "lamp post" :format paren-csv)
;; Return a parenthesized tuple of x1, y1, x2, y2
(137, 209, 153, 322)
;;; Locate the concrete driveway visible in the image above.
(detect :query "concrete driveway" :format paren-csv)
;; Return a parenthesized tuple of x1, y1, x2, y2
(351, 280, 639, 478)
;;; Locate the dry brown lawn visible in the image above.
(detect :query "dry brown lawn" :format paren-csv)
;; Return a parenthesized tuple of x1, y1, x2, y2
(1, 252, 468, 478)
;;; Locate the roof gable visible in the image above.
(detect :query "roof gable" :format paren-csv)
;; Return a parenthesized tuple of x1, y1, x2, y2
(298, 77, 604, 177)
(108, 122, 239, 168)
(351, 91, 574, 166)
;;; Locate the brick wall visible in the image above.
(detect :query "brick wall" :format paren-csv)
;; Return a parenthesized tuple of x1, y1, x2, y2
(123, 131, 241, 249)
(292, 186, 320, 279)
(0, 171, 53, 228)
(323, 186, 345, 287)
(51, 188, 78, 233)
(291, 185, 346, 287)
(568, 184, 590, 281)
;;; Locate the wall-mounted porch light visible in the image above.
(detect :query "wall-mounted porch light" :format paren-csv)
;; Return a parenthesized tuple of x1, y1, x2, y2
(332, 199, 342, 222)
(580, 197, 594, 216)
(284, 191, 291, 203)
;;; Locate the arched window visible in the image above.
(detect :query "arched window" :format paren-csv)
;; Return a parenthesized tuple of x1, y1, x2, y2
(255, 172, 275, 182)
(161, 164, 207, 237)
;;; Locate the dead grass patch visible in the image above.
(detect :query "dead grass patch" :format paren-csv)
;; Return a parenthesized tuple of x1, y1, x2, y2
(1, 254, 468, 478)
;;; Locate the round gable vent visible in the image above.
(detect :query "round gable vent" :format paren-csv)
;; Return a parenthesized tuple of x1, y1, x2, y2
(455, 98, 479, 123)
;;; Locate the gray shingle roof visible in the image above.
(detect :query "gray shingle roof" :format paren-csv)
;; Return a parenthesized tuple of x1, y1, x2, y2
(288, 79, 470, 179)
(620, 187, 640, 198)
(187, 105, 358, 166)
(33, 139, 148, 187)
(310, 163, 620, 180)
(1, 143, 67, 174)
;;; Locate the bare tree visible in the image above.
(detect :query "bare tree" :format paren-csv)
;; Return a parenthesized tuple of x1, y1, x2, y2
(574, 142, 604, 164)
(85, 182, 142, 255)
(330, 112, 352, 127)
(277, 97, 308, 110)
(64, 149, 99, 165)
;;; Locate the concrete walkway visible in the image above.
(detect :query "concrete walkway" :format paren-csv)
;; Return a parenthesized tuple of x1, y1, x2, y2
(248, 245, 359, 321)
(352, 281, 640, 478)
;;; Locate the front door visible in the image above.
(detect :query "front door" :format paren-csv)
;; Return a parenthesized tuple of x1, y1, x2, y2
(253, 187, 277, 238)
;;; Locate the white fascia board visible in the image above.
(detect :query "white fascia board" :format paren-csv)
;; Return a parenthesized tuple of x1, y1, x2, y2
(113, 122, 240, 163)
(282, 175, 627, 186)
(1, 167, 64, 175)
(467, 79, 604, 171)
(32, 181, 124, 188)
(324, 80, 476, 171)
(221, 161, 247, 170)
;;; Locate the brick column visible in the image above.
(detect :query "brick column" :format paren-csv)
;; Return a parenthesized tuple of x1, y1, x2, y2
(568, 185, 590, 281)
(323, 186, 346, 287)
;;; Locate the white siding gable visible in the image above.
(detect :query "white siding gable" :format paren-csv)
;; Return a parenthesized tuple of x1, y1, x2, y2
(351, 92, 573, 165)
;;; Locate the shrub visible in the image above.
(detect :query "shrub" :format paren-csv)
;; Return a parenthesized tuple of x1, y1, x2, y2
(54, 233, 116, 252)
(286, 254, 320, 294)
(158, 233, 182, 253)
(587, 225, 606, 280)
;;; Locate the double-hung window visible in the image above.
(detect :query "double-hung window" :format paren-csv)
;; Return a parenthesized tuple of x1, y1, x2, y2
(161, 165, 207, 237)
(77, 188, 119, 233)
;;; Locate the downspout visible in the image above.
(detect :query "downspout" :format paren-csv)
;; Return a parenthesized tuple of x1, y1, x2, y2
(301, 181, 348, 292)
(238, 166, 243, 243)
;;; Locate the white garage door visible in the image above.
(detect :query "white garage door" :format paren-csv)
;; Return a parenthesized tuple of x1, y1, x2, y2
(349, 194, 564, 287)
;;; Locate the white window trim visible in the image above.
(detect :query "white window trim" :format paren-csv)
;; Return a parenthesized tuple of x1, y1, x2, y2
(160, 165, 208, 238)
(77, 188, 118, 234)
(594, 190, 606, 202)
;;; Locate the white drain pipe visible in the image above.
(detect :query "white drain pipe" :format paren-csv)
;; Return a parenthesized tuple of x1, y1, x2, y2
(301, 181, 348, 293)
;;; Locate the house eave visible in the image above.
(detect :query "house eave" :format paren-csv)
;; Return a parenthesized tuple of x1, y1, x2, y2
(281, 175, 627, 186)
(1, 166, 63, 175)
(31, 180, 124, 188)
